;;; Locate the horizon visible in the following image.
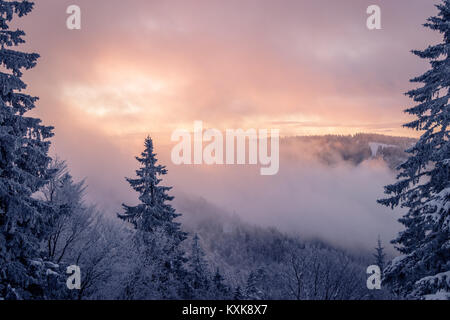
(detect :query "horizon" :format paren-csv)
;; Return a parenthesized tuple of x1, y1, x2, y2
(21, 1, 435, 149)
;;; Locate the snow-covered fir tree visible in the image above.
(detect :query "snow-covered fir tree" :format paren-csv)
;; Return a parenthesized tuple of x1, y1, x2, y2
(378, 0, 450, 300)
(233, 286, 244, 300)
(118, 136, 188, 299)
(119, 137, 186, 243)
(373, 235, 386, 276)
(187, 233, 210, 298)
(211, 268, 231, 299)
(0, 1, 58, 300)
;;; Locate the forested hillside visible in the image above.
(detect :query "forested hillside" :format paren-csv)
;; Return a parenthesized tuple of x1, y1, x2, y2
(281, 134, 416, 169)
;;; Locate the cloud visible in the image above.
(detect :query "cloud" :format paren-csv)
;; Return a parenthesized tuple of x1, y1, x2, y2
(160, 143, 403, 253)
(12, 0, 437, 252)
(20, 0, 438, 141)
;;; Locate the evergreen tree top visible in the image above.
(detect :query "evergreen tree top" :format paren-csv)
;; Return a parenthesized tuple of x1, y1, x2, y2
(134, 137, 167, 175)
(379, 1, 450, 211)
(126, 136, 172, 202)
(119, 137, 186, 243)
(373, 236, 386, 266)
(190, 233, 207, 270)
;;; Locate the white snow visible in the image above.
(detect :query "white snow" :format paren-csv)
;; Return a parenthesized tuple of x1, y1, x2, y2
(415, 270, 450, 300)
(29, 259, 43, 267)
(390, 254, 408, 269)
(422, 187, 450, 225)
(424, 290, 450, 300)
(44, 261, 59, 269)
(417, 270, 450, 284)
(368, 142, 396, 157)
(46, 269, 59, 277)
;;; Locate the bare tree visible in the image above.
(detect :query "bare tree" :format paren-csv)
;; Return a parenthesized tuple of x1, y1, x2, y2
(284, 245, 367, 300)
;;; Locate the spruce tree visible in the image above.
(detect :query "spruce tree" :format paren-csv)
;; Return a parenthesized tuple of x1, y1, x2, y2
(233, 286, 244, 300)
(378, 0, 450, 299)
(119, 137, 186, 244)
(188, 233, 210, 297)
(119, 137, 188, 298)
(373, 235, 386, 276)
(212, 268, 230, 299)
(0, 1, 55, 299)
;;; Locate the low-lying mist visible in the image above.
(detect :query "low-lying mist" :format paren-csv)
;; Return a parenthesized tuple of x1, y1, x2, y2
(169, 153, 403, 254)
(60, 133, 407, 254)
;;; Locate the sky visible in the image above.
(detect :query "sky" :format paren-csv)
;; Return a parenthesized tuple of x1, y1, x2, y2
(12, 0, 443, 250)
(21, 0, 439, 142)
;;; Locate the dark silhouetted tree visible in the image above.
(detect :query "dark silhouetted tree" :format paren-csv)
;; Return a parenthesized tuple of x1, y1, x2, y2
(373, 235, 386, 276)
